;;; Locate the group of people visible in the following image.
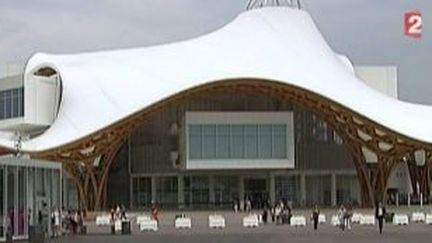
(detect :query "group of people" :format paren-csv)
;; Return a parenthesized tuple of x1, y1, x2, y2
(262, 200, 292, 224)
(337, 203, 354, 231)
(310, 202, 387, 234)
(62, 209, 85, 235)
(233, 198, 253, 213)
(232, 197, 388, 234)
(110, 204, 128, 222)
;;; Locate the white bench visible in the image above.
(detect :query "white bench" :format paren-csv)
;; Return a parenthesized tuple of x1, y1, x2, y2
(351, 213, 363, 224)
(243, 214, 259, 228)
(411, 212, 426, 222)
(360, 214, 375, 225)
(175, 217, 192, 229)
(425, 214, 432, 224)
(138, 216, 158, 232)
(393, 214, 409, 225)
(318, 214, 326, 224)
(96, 215, 111, 226)
(290, 216, 306, 227)
(331, 215, 340, 226)
(209, 215, 225, 228)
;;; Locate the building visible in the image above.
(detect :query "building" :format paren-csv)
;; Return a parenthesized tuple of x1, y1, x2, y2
(0, 75, 62, 241)
(0, 5, 430, 218)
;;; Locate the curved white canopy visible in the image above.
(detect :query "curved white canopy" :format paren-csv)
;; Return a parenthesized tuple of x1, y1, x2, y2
(7, 7, 432, 152)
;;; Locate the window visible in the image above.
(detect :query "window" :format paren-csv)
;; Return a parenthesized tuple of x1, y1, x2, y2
(273, 125, 287, 158)
(188, 124, 288, 160)
(132, 177, 151, 208)
(189, 125, 202, 159)
(231, 125, 245, 158)
(0, 87, 24, 120)
(312, 114, 328, 142)
(155, 177, 178, 208)
(245, 125, 258, 158)
(202, 125, 216, 159)
(216, 125, 230, 159)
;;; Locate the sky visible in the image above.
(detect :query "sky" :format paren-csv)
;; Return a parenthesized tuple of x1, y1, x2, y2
(0, 0, 431, 104)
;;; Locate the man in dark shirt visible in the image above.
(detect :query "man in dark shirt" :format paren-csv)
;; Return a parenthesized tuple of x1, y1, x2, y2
(375, 201, 386, 234)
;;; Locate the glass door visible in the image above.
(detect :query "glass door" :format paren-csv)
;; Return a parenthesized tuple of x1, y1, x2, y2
(244, 178, 268, 209)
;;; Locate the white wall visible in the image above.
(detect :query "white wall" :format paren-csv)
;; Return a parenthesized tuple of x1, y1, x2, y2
(24, 74, 60, 128)
(0, 75, 23, 90)
(354, 66, 398, 98)
(0, 71, 60, 133)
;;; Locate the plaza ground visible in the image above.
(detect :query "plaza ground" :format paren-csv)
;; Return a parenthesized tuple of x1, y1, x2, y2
(57, 223, 432, 243)
(54, 208, 432, 243)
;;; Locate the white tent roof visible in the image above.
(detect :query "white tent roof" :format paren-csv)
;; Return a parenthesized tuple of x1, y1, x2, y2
(7, 7, 432, 152)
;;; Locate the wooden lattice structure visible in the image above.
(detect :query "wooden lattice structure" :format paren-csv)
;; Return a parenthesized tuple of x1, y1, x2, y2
(22, 79, 432, 211)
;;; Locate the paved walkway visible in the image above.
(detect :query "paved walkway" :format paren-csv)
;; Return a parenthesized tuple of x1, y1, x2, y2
(86, 207, 431, 230)
(36, 207, 432, 242)
(51, 223, 432, 243)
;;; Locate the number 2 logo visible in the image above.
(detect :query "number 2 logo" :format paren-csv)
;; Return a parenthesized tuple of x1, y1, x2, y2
(404, 11, 422, 39)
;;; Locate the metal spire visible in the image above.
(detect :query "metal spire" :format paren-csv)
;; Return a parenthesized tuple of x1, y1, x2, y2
(246, 0, 301, 10)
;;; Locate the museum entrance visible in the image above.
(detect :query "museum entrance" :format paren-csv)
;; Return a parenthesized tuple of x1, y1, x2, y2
(244, 178, 268, 209)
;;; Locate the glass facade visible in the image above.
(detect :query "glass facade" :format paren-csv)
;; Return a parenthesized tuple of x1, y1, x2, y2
(275, 175, 301, 207)
(132, 177, 151, 208)
(155, 176, 177, 208)
(0, 88, 24, 120)
(188, 124, 287, 160)
(184, 176, 209, 208)
(0, 159, 61, 241)
(120, 91, 357, 209)
(214, 176, 239, 207)
(336, 175, 360, 206)
(305, 175, 332, 207)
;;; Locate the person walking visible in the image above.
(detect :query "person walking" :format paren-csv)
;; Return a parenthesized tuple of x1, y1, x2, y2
(312, 205, 320, 230)
(120, 204, 127, 220)
(245, 198, 252, 212)
(262, 206, 268, 224)
(337, 205, 346, 231)
(375, 202, 386, 234)
(51, 208, 61, 237)
(275, 204, 282, 225)
(346, 203, 353, 230)
(151, 202, 159, 226)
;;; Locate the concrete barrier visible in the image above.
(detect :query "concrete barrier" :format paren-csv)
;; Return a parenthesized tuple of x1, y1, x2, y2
(393, 214, 409, 225)
(175, 217, 192, 229)
(136, 215, 151, 225)
(331, 215, 340, 226)
(318, 214, 326, 224)
(209, 214, 225, 229)
(243, 214, 259, 228)
(411, 212, 425, 222)
(137, 215, 158, 231)
(96, 215, 111, 226)
(351, 213, 362, 224)
(425, 214, 432, 224)
(114, 220, 122, 232)
(290, 216, 306, 227)
(360, 215, 375, 225)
